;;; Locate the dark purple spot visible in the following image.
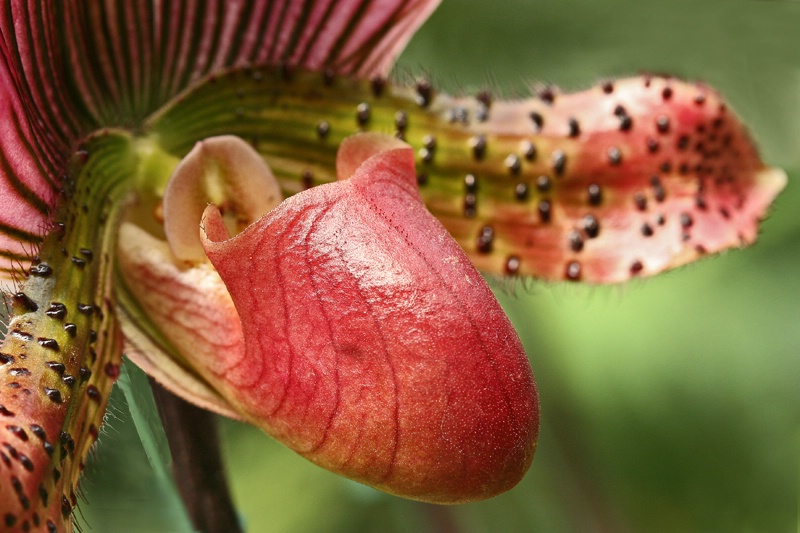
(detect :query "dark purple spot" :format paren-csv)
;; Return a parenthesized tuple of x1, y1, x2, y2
(656, 115, 670, 133)
(529, 111, 544, 131)
(45, 303, 67, 320)
(416, 80, 433, 107)
(18, 453, 33, 471)
(581, 215, 600, 238)
(514, 182, 529, 202)
(551, 150, 566, 175)
(394, 111, 407, 132)
(505, 154, 521, 174)
(505, 256, 521, 275)
(568, 231, 584, 252)
(538, 200, 552, 223)
(696, 196, 707, 210)
(87, 385, 101, 402)
(13, 293, 38, 312)
(587, 184, 602, 205)
(61, 496, 72, 518)
(522, 141, 537, 161)
(370, 77, 385, 97)
(634, 192, 648, 210)
(419, 147, 434, 163)
(11, 329, 33, 342)
(301, 170, 313, 190)
(630, 261, 644, 275)
(464, 174, 477, 193)
(46, 361, 65, 374)
(30, 263, 52, 277)
(29, 425, 46, 440)
(536, 175, 551, 192)
(6, 425, 28, 441)
(607, 147, 622, 165)
(37, 338, 59, 351)
(538, 87, 555, 104)
(60, 431, 75, 452)
(63, 323, 77, 337)
(316, 121, 330, 139)
(44, 388, 62, 404)
(567, 117, 580, 137)
(463, 193, 477, 218)
(476, 226, 494, 254)
(356, 102, 371, 126)
(565, 261, 582, 281)
(476, 90, 492, 108)
(470, 135, 486, 160)
(641, 223, 654, 237)
(321, 67, 335, 86)
(105, 363, 121, 379)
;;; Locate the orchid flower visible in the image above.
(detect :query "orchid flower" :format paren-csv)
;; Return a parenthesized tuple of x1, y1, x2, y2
(0, 0, 785, 531)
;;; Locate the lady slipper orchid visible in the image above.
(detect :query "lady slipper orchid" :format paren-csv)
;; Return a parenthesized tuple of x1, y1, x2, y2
(120, 132, 538, 504)
(0, 0, 785, 531)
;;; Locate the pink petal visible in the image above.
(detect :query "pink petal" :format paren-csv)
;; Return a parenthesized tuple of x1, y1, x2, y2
(0, 0, 440, 127)
(116, 222, 245, 420)
(201, 133, 538, 503)
(0, 64, 60, 281)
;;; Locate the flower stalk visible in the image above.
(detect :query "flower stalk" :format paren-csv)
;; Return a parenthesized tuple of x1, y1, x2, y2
(150, 381, 242, 533)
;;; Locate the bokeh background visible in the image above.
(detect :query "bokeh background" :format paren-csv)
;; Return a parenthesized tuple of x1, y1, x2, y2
(81, 1, 800, 531)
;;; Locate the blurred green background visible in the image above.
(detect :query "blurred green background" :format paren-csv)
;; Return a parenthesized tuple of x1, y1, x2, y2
(81, 1, 800, 532)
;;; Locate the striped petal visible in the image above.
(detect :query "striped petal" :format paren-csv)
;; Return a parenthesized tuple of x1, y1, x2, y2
(0, 0, 440, 281)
